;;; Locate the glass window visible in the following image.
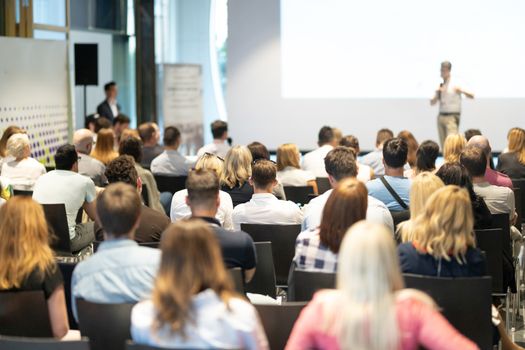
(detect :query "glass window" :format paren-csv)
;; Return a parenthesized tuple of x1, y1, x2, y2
(33, 0, 66, 26)
(33, 29, 66, 40)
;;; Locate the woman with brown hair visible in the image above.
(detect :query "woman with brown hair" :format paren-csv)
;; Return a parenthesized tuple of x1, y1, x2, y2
(0, 197, 69, 338)
(498, 127, 525, 179)
(276, 143, 318, 194)
(293, 178, 368, 273)
(397, 130, 419, 176)
(91, 128, 118, 165)
(131, 219, 268, 349)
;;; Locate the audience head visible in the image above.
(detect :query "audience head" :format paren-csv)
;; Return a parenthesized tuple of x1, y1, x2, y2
(382, 137, 408, 170)
(153, 219, 234, 336)
(6, 133, 31, 160)
(221, 145, 252, 188)
(0, 196, 55, 289)
(186, 169, 220, 214)
(138, 122, 160, 146)
(113, 114, 130, 135)
(443, 134, 466, 163)
(195, 153, 224, 178)
(250, 159, 277, 191)
(211, 120, 228, 140)
(104, 81, 118, 100)
(375, 128, 394, 148)
(415, 140, 439, 173)
(0, 125, 25, 157)
(120, 128, 140, 142)
(464, 129, 482, 141)
(397, 130, 418, 168)
(319, 178, 367, 254)
(411, 185, 475, 262)
(324, 146, 358, 186)
(92, 128, 117, 165)
(318, 126, 335, 147)
(340, 135, 360, 154)
(332, 128, 343, 144)
(119, 137, 143, 163)
(460, 145, 487, 179)
(276, 143, 301, 171)
(247, 141, 269, 161)
(507, 127, 525, 165)
(466, 135, 491, 164)
(440, 60, 452, 79)
(96, 182, 141, 239)
(435, 163, 480, 207)
(105, 155, 140, 189)
(73, 129, 95, 155)
(55, 144, 79, 171)
(94, 117, 112, 133)
(163, 126, 181, 149)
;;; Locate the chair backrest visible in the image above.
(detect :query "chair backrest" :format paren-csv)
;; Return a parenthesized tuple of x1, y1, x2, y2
(475, 228, 504, 293)
(153, 175, 187, 194)
(513, 186, 522, 229)
(390, 210, 410, 232)
(0, 291, 52, 337)
(490, 213, 512, 259)
(283, 186, 314, 205)
(512, 179, 525, 224)
(228, 267, 245, 294)
(76, 299, 135, 350)
(241, 224, 301, 286)
(12, 190, 33, 196)
(287, 264, 336, 302)
(403, 274, 492, 350)
(41, 203, 72, 255)
(141, 183, 150, 207)
(255, 302, 307, 350)
(0, 336, 90, 350)
(245, 242, 277, 298)
(139, 242, 160, 249)
(57, 262, 78, 330)
(315, 177, 331, 194)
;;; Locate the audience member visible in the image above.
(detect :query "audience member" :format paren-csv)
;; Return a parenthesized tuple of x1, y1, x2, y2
(73, 128, 107, 186)
(171, 153, 234, 230)
(497, 127, 525, 179)
(138, 122, 163, 167)
(332, 127, 343, 144)
(1, 133, 46, 191)
(113, 114, 130, 142)
(339, 135, 373, 181)
(398, 130, 419, 171)
(97, 156, 170, 243)
(0, 197, 69, 338)
(443, 133, 466, 164)
(0, 125, 24, 167)
(96, 81, 120, 122)
(287, 221, 477, 350)
(468, 135, 513, 188)
(366, 138, 411, 211)
(131, 220, 268, 349)
(72, 182, 160, 320)
(220, 145, 254, 207)
(277, 143, 317, 193)
(232, 159, 303, 230)
(119, 137, 165, 214)
(247, 141, 287, 200)
(294, 178, 367, 273)
(33, 145, 96, 252)
(186, 170, 256, 280)
(94, 117, 112, 134)
(120, 128, 140, 142)
(436, 163, 492, 229)
(301, 126, 337, 177)
(91, 128, 118, 165)
(361, 128, 394, 177)
(465, 128, 482, 141)
(150, 126, 193, 176)
(197, 119, 231, 159)
(414, 140, 440, 176)
(302, 146, 393, 231)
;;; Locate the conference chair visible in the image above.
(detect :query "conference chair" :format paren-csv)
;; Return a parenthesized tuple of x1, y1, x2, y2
(403, 274, 492, 350)
(315, 177, 331, 194)
(153, 175, 187, 194)
(241, 224, 302, 286)
(512, 179, 525, 223)
(390, 210, 410, 233)
(245, 242, 277, 298)
(283, 186, 314, 205)
(0, 291, 52, 337)
(141, 183, 150, 207)
(287, 263, 336, 302)
(76, 299, 135, 350)
(475, 229, 504, 293)
(45, 166, 56, 173)
(0, 336, 90, 350)
(228, 267, 245, 294)
(513, 187, 522, 230)
(255, 302, 307, 350)
(57, 261, 79, 330)
(12, 190, 33, 196)
(490, 213, 512, 259)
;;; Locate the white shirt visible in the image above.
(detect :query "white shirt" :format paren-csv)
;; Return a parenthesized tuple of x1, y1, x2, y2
(360, 149, 385, 177)
(473, 182, 515, 217)
(33, 170, 96, 239)
(439, 76, 462, 114)
(302, 189, 394, 232)
(109, 99, 119, 117)
(197, 140, 231, 159)
(232, 193, 304, 231)
(301, 145, 334, 177)
(1, 157, 46, 191)
(276, 166, 315, 187)
(356, 162, 372, 182)
(170, 189, 234, 230)
(131, 289, 269, 350)
(150, 150, 194, 176)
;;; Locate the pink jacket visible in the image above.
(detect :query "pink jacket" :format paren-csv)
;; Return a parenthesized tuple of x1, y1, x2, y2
(285, 290, 478, 350)
(485, 168, 513, 189)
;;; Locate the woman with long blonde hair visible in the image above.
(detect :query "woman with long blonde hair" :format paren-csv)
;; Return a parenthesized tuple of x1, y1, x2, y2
(497, 127, 525, 179)
(276, 143, 318, 194)
(220, 145, 254, 206)
(91, 128, 118, 165)
(286, 221, 477, 350)
(443, 134, 466, 164)
(0, 197, 69, 338)
(131, 219, 268, 349)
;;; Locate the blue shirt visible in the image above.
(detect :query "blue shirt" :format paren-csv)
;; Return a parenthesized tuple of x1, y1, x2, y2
(366, 175, 411, 212)
(71, 239, 160, 321)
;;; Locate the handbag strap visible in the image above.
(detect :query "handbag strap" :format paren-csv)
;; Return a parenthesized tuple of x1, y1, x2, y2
(379, 176, 409, 210)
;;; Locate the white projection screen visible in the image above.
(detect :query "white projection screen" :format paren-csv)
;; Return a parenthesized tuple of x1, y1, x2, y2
(227, 0, 525, 151)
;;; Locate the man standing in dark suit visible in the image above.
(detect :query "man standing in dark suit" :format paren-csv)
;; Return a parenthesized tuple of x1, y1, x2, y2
(97, 81, 120, 122)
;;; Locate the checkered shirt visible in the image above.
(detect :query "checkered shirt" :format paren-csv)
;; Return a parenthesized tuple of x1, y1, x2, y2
(293, 228, 338, 273)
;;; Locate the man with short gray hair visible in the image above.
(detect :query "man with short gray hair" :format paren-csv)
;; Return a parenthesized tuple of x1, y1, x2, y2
(73, 128, 107, 186)
(467, 135, 513, 189)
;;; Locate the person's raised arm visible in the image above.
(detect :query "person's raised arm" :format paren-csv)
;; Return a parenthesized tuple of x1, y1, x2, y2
(47, 286, 69, 338)
(455, 87, 474, 99)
